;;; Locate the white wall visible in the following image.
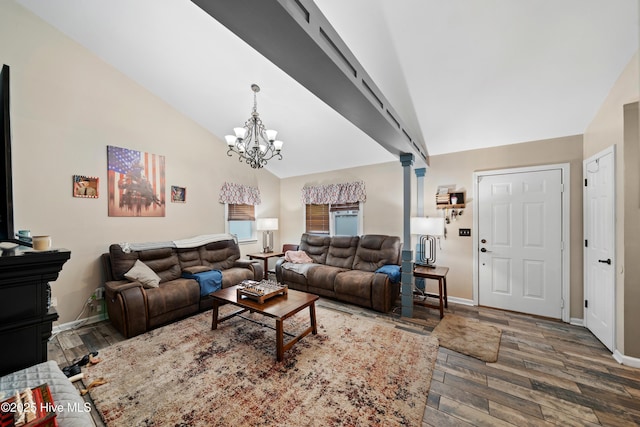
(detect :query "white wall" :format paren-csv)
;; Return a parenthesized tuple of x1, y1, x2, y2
(0, 1, 280, 324)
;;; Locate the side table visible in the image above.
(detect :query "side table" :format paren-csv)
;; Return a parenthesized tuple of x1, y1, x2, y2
(247, 251, 285, 280)
(413, 265, 449, 319)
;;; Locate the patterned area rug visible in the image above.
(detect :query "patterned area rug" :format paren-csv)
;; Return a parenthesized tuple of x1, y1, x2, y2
(85, 306, 439, 426)
(431, 314, 502, 362)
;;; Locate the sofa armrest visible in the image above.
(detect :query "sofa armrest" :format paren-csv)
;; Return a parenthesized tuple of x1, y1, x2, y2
(105, 280, 148, 338)
(275, 258, 287, 283)
(105, 279, 143, 298)
(371, 273, 399, 313)
(234, 259, 263, 281)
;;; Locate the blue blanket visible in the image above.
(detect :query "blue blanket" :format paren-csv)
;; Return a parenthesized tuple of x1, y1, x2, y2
(375, 265, 401, 283)
(182, 270, 222, 296)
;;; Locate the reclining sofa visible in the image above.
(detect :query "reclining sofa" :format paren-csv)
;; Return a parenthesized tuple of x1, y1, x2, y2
(101, 234, 262, 338)
(275, 233, 402, 312)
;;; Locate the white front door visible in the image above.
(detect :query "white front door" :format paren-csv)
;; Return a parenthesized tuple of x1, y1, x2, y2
(584, 148, 615, 351)
(477, 169, 563, 318)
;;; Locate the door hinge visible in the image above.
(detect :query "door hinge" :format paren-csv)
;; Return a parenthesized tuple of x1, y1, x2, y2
(560, 184, 565, 193)
(584, 178, 588, 186)
(585, 300, 588, 308)
(560, 299, 565, 309)
(585, 240, 588, 247)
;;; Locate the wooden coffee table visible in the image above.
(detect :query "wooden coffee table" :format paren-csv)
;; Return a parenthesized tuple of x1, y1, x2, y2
(210, 285, 319, 361)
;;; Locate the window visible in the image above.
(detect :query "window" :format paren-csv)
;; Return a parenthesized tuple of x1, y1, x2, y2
(226, 203, 256, 242)
(305, 203, 362, 236)
(305, 204, 329, 234)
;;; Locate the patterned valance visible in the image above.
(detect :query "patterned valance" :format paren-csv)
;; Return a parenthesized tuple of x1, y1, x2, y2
(301, 181, 366, 205)
(218, 182, 261, 205)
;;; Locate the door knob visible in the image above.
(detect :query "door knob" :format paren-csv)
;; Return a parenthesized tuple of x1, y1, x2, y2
(598, 258, 612, 265)
(480, 248, 492, 253)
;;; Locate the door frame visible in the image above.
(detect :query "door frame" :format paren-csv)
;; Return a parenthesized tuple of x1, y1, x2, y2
(472, 163, 571, 322)
(583, 145, 616, 351)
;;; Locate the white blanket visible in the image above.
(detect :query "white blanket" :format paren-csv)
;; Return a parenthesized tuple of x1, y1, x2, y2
(281, 262, 316, 277)
(119, 233, 237, 253)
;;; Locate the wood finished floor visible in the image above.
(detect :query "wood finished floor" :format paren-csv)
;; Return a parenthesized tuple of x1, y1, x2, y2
(48, 300, 640, 427)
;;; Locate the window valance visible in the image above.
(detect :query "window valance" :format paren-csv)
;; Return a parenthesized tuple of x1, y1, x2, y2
(301, 181, 366, 205)
(218, 182, 261, 205)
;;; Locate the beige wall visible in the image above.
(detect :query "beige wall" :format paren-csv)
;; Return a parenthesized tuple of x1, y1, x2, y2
(279, 136, 583, 316)
(584, 52, 639, 356)
(279, 161, 409, 246)
(425, 136, 584, 314)
(0, 1, 280, 325)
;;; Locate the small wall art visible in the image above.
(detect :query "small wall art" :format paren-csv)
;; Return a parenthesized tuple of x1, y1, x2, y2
(171, 185, 186, 203)
(73, 175, 99, 198)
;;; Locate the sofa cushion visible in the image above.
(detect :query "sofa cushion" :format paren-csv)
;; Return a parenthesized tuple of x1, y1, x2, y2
(334, 270, 373, 306)
(199, 240, 241, 270)
(221, 267, 256, 288)
(176, 247, 204, 271)
(299, 233, 331, 264)
(138, 248, 182, 282)
(353, 235, 402, 272)
(146, 278, 200, 319)
(124, 260, 161, 288)
(307, 265, 347, 292)
(326, 235, 359, 269)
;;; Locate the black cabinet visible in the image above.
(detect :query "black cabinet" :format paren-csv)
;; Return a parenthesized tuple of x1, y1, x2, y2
(0, 247, 70, 376)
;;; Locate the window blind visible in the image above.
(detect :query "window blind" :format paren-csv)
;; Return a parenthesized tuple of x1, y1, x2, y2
(228, 204, 255, 221)
(329, 202, 359, 212)
(305, 204, 329, 234)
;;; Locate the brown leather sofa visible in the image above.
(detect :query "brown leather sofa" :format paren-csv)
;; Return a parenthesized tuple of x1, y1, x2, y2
(275, 233, 402, 312)
(101, 237, 262, 338)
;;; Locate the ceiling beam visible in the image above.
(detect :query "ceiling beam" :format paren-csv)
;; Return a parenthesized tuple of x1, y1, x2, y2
(192, 0, 428, 167)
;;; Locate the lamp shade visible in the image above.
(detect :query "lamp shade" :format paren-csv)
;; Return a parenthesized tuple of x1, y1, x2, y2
(410, 217, 445, 236)
(256, 218, 279, 231)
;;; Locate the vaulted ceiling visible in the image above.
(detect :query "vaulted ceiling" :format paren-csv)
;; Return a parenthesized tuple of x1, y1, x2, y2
(16, 0, 639, 178)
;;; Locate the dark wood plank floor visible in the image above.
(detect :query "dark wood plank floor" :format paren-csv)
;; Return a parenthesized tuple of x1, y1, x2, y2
(48, 300, 640, 426)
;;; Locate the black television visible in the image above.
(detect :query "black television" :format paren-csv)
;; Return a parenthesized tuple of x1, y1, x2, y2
(0, 64, 14, 241)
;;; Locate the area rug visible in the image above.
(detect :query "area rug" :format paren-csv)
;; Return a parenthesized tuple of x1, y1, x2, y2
(84, 306, 439, 426)
(430, 314, 502, 362)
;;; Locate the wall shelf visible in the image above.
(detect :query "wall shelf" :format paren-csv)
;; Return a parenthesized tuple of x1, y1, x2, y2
(436, 190, 465, 209)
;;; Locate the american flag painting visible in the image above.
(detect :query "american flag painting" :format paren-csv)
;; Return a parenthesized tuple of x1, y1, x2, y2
(107, 145, 166, 217)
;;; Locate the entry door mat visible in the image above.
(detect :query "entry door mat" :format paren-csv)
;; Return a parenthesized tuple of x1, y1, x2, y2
(431, 314, 502, 362)
(85, 306, 439, 426)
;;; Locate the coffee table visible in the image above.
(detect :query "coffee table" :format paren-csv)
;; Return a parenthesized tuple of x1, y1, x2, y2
(210, 285, 319, 361)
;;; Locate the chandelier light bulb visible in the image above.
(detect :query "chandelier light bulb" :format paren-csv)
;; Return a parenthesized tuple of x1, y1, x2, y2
(273, 140, 283, 151)
(234, 127, 247, 139)
(265, 129, 278, 142)
(224, 135, 237, 146)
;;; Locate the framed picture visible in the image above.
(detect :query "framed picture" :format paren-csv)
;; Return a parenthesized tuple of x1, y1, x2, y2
(73, 175, 99, 198)
(107, 145, 166, 217)
(171, 185, 186, 203)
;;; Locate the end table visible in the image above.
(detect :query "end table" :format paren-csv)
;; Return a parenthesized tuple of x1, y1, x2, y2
(413, 265, 449, 319)
(247, 251, 285, 280)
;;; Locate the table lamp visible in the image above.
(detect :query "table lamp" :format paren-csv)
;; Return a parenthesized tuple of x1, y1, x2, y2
(410, 217, 445, 266)
(256, 218, 278, 253)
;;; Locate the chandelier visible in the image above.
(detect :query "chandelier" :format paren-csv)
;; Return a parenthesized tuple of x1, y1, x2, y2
(225, 84, 283, 169)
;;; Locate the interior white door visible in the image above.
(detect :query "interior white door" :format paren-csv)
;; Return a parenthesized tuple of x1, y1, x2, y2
(478, 169, 563, 318)
(584, 150, 615, 351)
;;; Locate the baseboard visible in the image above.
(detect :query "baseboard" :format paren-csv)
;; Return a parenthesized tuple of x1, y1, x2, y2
(447, 296, 474, 306)
(52, 313, 108, 334)
(569, 318, 584, 326)
(613, 350, 640, 368)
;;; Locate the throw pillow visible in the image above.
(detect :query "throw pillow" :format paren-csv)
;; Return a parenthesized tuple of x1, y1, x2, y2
(125, 259, 161, 288)
(284, 250, 314, 264)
